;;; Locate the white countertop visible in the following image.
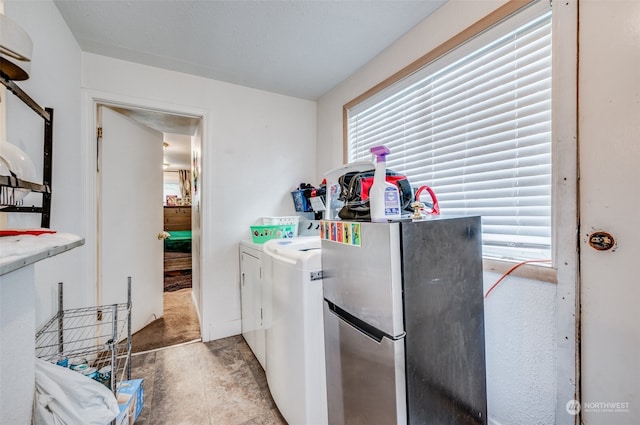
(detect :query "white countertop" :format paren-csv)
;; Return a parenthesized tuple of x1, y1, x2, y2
(0, 232, 84, 275)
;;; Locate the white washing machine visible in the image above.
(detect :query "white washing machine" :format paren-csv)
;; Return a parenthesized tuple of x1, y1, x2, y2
(263, 236, 327, 425)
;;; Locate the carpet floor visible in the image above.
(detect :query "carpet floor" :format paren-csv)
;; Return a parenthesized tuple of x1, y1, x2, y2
(131, 288, 201, 353)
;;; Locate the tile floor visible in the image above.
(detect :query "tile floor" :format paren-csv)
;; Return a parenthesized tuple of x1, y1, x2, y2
(131, 336, 287, 425)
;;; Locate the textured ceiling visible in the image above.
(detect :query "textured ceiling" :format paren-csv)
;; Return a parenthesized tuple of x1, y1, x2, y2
(53, 0, 446, 100)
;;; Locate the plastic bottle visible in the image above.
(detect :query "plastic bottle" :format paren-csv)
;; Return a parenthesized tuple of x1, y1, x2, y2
(369, 145, 401, 222)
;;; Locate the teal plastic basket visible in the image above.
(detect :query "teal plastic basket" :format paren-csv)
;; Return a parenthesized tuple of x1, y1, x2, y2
(251, 224, 297, 243)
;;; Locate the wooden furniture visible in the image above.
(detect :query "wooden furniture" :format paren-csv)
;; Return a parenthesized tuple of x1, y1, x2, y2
(164, 252, 191, 272)
(163, 206, 191, 273)
(163, 206, 191, 231)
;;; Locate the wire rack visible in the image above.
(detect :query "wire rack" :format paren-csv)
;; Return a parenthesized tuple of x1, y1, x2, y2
(0, 174, 50, 207)
(0, 74, 53, 227)
(35, 279, 132, 399)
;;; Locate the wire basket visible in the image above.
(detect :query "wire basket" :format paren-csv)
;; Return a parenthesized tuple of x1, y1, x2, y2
(35, 281, 132, 399)
(250, 216, 299, 243)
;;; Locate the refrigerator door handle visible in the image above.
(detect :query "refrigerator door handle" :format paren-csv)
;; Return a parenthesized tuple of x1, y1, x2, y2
(326, 300, 405, 343)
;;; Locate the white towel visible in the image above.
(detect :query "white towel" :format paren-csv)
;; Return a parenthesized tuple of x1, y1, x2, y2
(33, 358, 119, 425)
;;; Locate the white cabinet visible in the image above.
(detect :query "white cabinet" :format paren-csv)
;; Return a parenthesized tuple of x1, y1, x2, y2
(239, 241, 266, 369)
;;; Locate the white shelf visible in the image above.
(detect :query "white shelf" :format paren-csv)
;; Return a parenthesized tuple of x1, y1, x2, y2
(0, 233, 84, 276)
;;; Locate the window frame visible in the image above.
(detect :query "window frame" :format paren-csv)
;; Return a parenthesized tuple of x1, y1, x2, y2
(342, 0, 561, 279)
(163, 170, 182, 205)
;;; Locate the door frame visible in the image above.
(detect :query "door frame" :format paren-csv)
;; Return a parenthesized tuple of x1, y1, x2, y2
(81, 89, 207, 334)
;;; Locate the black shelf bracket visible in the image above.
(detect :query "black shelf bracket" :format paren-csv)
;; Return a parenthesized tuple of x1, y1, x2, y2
(0, 73, 51, 122)
(1, 74, 54, 228)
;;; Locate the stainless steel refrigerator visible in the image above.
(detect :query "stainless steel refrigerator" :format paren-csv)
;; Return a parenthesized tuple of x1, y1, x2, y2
(321, 217, 487, 425)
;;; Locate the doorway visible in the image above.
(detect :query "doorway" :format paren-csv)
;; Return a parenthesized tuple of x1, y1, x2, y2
(162, 134, 193, 294)
(96, 103, 203, 353)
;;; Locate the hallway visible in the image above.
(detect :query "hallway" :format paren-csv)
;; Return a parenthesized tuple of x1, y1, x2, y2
(131, 336, 286, 425)
(131, 288, 200, 353)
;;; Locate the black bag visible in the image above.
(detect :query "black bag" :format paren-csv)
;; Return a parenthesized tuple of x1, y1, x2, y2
(337, 169, 413, 220)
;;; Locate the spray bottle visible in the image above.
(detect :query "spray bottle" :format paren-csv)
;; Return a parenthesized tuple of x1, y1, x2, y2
(369, 145, 401, 222)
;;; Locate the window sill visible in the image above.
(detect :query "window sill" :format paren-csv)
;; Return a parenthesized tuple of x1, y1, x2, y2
(483, 258, 557, 284)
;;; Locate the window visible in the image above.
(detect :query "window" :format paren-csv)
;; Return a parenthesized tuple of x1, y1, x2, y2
(163, 171, 181, 205)
(346, 2, 552, 262)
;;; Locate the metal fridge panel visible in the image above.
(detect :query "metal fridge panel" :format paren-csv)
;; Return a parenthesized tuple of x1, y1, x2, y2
(321, 221, 404, 337)
(323, 301, 407, 425)
(401, 217, 487, 425)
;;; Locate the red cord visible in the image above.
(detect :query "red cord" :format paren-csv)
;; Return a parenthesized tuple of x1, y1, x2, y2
(484, 259, 551, 298)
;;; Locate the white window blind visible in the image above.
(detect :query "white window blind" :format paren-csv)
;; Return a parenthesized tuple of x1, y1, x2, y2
(347, 4, 552, 262)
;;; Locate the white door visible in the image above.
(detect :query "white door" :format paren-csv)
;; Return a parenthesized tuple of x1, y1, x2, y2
(98, 106, 164, 334)
(579, 1, 639, 423)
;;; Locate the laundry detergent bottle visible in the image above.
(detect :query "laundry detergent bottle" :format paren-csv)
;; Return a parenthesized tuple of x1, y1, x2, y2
(369, 145, 401, 222)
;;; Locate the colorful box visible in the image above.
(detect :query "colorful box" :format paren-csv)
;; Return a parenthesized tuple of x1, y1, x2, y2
(115, 379, 144, 425)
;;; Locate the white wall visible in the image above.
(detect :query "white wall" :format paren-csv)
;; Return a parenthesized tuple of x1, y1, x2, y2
(4, 0, 87, 318)
(482, 271, 557, 425)
(315, 1, 564, 424)
(1, 1, 84, 423)
(81, 53, 317, 341)
(0, 266, 36, 424)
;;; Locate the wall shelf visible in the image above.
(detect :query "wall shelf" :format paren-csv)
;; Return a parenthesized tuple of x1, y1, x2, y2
(0, 174, 50, 193)
(0, 73, 53, 228)
(0, 233, 84, 276)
